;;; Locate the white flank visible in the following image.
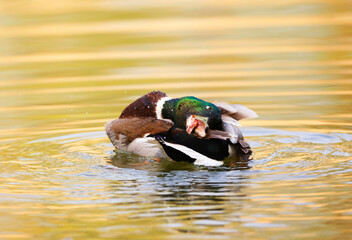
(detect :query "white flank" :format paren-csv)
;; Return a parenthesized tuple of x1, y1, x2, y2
(161, 141, 223, 167)
(156, 97, 172, 119)
(128, 137, 166, 159)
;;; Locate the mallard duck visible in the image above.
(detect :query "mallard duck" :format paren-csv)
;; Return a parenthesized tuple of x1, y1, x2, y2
(105, 91, 257, 166)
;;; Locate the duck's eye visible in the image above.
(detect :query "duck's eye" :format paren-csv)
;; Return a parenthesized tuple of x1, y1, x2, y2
(206, 106, 211, 110)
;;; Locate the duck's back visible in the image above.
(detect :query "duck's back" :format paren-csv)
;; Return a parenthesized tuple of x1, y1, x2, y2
(119, 91, 167, 119)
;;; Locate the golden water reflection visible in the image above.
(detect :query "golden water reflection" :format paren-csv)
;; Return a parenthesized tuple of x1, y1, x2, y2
(0, 0, 351, 239)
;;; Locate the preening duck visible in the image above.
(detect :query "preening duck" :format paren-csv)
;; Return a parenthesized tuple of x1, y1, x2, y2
(105, 91, 257, 166)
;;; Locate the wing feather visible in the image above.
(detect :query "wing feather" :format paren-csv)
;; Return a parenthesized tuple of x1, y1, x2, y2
(215, 102, 258, 120)
(105, 117, 173, 149)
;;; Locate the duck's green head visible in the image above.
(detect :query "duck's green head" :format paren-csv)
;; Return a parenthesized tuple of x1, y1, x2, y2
(162, 96, 222, 137)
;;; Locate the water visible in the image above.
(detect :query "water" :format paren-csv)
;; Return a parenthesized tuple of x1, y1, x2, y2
(1, 0, 352, 239)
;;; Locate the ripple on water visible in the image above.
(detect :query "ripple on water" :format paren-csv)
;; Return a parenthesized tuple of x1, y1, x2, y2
(4, 126, 350, 239)
(28, 127, 352, 176)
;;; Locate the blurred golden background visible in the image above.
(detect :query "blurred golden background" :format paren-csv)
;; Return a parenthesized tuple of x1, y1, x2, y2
(0, 0, 351, 239)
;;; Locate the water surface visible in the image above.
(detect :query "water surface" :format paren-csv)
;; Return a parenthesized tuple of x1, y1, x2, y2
(0, 0, 351, 239)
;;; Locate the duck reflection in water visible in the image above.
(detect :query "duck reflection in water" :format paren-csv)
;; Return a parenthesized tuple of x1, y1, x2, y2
(105, 159, 249, 228)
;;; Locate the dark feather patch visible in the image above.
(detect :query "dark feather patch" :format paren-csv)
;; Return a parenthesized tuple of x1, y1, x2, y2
(119, 91, 167, 119)
(153, 128, 229, 161)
